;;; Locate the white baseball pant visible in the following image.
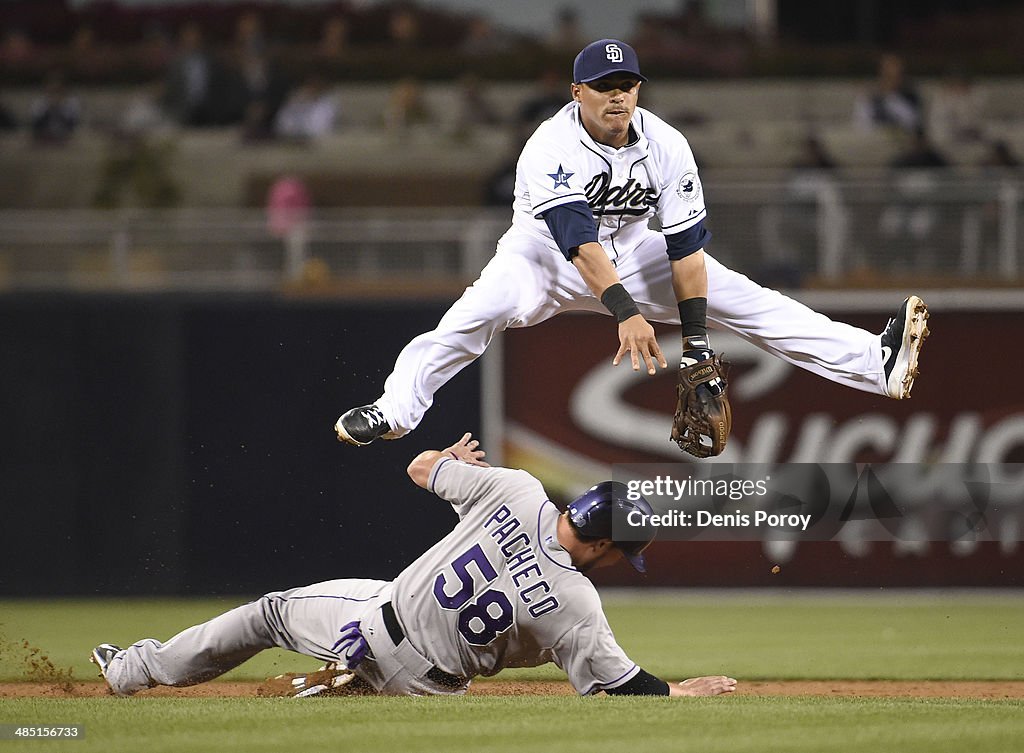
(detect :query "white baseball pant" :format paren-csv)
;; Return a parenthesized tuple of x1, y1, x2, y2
(375, 226, 884, 436)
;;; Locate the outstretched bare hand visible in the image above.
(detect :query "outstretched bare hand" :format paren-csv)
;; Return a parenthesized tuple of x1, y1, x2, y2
(613, 315, 668, 375)
(671, 675, 738, 697)
(443, 432, 489, 466)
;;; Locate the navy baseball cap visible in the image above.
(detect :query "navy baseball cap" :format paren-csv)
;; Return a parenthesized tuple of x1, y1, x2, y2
(573, 39, 647, 84)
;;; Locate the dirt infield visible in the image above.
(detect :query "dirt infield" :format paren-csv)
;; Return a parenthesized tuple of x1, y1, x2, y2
(3, 680, 1024, 699)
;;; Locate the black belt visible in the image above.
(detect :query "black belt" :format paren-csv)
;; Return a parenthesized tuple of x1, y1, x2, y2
(381, 601, 467, 689)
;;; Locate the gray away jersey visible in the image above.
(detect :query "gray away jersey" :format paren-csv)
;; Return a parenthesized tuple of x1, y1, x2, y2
(389, 459, 640, 695)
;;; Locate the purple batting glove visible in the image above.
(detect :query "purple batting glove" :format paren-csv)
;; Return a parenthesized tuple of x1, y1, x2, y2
(332, 620, 369, 669)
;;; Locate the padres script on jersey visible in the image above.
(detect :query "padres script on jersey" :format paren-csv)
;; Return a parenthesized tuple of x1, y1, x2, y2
(513, 102, 707, 257)
(390, 460, 641, 695)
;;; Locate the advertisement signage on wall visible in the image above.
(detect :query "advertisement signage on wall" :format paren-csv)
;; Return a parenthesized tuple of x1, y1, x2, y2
(500, 305, 1024, 585)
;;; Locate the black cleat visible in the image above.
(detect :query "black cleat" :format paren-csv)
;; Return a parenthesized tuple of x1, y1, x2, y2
(880, 295, 930, 399)
(335, 404, 395, 446)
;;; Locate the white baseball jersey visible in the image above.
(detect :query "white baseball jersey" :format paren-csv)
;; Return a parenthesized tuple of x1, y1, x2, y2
(373, 99, 888, 438)
(512, 102, 708, 257)
(390, 459, 641, 695)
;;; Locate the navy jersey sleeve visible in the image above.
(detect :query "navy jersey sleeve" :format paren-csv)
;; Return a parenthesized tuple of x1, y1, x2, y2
(542, 201, 599, 260)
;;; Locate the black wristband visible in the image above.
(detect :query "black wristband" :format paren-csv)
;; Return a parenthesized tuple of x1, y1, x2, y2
(604, 668, 671, 696)
(601, 283, 641, 323)
(678, 296, 707, 338)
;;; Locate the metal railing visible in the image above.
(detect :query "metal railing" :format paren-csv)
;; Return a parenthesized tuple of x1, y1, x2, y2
(706, 172, 1023, 287)
(0, 174, 1021, 293)
(0, 208, 508, 292)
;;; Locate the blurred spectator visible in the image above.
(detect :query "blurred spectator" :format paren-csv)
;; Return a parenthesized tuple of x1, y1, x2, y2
(69, 25, 111, 78)
(0, 28, 35, 67)
(854, 53, 923, 133)
(384, 78, 433, 132)
(228, 11, 273, 127)
(927, 69, 985, 145)
(266, 175, 312, 281)
(71, 25, 97, 56)
(481, 161, 517, 207)
(546, 7, 585, 52)
(631, 14, 687, 64)
(93, 139, 181, 208)
(140, 23, 175, 71)
(631, 3, 746, 75)
(234, 10, 267, 58)
(0, 90, 17, 131)
(30, 72, 81, 143)
(120, 80, 173, 137)
(517, 68, 568, 130)
(769, 134, 844, 289)
(317, 16, 351, 62)
(645, 1, 749, 75)
(452, 73, 502, 140)
(274, 73, 338, 141)
(388, 5, 422, 49)
(459, 15, 515, 57)
(242, 101, 275, 142)
(481, 137, 525, 207)
(880, 162, 944, 271)
(889, 128, 949, 168)
(976, 140, 1020, 270)
(229, 43, 291, 138)
(790, 134, 838, 170)
(678, 0, 713, 38)
(162, 22, 216, 126)
(980, 140, 1021, 169)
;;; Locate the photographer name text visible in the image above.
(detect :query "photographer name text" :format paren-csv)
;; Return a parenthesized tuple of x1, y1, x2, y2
(627, 509, 813, 531)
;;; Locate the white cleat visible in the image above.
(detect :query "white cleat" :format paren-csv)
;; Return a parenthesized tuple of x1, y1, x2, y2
(880, 295, 930, 399)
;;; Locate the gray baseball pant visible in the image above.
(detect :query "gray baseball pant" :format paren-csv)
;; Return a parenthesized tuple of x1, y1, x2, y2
(101, 579, 465, 697)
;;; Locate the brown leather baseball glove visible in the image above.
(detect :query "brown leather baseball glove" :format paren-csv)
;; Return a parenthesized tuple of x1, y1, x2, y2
(671, 354, 732, 458)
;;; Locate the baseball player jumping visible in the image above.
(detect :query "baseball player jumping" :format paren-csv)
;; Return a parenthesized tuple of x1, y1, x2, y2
(335, 39, 929, 456)
(90, 433, 736, 698)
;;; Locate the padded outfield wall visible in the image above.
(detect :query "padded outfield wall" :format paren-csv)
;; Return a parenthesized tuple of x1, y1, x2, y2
(0, 293, 482, 595)
(498, 292, 1024, 588)
(1, 292, 1021, 593)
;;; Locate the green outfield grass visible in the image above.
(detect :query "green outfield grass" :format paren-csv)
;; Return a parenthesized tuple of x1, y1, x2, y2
(1, 591, 1022, 753)
(0, 695, 1021, 753)
(0, 596, 323, 683)
(2, 590, 1021, 682)
(604, 590, 1024, 681)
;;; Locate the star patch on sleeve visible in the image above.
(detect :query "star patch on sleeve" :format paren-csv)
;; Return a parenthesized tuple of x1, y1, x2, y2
(547, 164, 574, 189)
